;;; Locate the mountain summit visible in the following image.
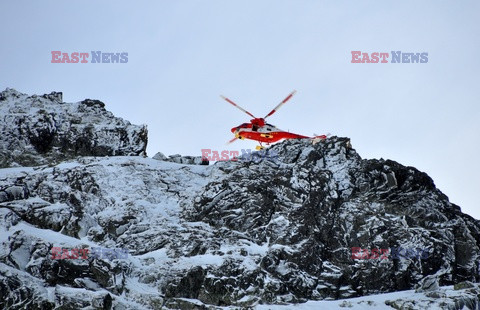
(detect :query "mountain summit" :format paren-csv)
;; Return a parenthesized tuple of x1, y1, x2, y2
(1, 89, 479, 309)
(0, 88, 147, 168)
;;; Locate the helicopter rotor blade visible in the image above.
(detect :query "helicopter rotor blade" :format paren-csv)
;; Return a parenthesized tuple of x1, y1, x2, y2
(221, 95, 256, 119)
(226, 136, 238, 145)
(264, 90, 297, 119)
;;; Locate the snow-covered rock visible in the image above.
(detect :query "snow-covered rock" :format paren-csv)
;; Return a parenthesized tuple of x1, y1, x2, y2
(0, 89, 479, 309)
(153, 152, 209, 165)
(0, 88, 147, 168)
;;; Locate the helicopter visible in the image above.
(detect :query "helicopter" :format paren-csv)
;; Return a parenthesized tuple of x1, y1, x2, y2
(221, 90, 327, 150)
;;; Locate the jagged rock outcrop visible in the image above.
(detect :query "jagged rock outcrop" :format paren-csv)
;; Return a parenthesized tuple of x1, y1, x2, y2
(0, 88, 148, 168)
(0, 89, 479, 309)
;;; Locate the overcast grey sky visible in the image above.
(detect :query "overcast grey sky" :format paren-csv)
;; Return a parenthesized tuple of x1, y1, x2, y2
(1, 1, 479, 219)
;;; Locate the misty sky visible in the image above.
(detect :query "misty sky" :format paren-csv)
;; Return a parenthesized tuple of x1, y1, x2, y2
(1, 1, 479, 219)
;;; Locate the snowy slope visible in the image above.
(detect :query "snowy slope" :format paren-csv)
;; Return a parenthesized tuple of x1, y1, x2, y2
(257, 284, 480, 310)
(0, 156, 223, 308)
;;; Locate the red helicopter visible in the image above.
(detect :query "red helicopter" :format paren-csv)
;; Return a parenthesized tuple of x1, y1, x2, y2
(221, 90, 327, 149)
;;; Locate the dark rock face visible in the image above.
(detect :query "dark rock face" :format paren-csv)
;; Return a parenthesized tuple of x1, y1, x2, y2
(0, 89, 479, 309)
(0, 88, 148, 168)
(179, 138, 480, 304)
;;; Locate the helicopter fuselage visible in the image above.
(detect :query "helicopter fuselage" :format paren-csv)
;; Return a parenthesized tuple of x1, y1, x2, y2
(231, 122, 308, 143)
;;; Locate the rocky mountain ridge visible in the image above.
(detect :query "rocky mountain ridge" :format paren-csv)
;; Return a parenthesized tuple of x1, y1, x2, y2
(0, 88, 148, 168)
(0, 89, 479, 309)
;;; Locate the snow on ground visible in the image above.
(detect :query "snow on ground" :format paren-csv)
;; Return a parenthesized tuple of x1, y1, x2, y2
(255, 286, 469, 310)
